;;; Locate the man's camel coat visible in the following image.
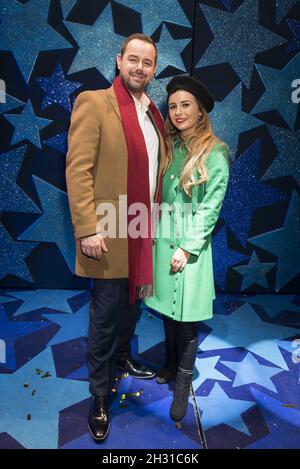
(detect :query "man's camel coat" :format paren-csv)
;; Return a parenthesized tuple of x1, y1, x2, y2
(66, 86, 166, 279)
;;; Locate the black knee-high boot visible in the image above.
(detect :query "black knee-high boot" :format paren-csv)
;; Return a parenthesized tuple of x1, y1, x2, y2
(156, 317, 178, 384)
(170, 323, 199, 421)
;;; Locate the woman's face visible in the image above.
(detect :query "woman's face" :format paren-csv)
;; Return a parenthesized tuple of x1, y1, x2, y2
(168, 90, 201, 137)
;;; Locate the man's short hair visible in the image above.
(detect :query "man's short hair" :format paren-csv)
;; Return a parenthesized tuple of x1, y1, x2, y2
(120, 33, 157, 64)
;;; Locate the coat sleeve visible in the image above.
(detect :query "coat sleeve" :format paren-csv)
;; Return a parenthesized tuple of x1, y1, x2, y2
(66, 91, 101, 239)
(179, 144, 229, 256)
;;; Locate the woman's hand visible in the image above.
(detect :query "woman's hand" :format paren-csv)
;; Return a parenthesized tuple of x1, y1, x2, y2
(171, 247, 190, 272)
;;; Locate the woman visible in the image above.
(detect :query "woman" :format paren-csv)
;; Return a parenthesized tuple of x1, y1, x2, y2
(145, 75, 229, 421)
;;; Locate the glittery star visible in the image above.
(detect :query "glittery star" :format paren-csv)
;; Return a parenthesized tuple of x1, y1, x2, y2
(201, 303, 300, 369)
(247, 294, 300, 319)
(0, 0, 72, 82)
(192, 355, 231, 392)
(221, 352, 282, 392)
(220, 140, 287, 247)
(252, 54, 300, 129)
(233, 251, 275, 291)
(286, 19, 300, 53)
(276, 0, 299, 23)
(0, 347, 89, 448)
(212, 226, 249, 289)
(262, 126, 300, 186)
(195, 382, 255, 435)
(64, 3, 123, 83)
(43, 131, 68, 154)
(36, 64, 82, 112)
(0, 223, 37, 283)
(115, 0, 191, 36)
(0, 146, 40, 213)
(4, 100, 52, 149)
(210, 84, 261, 159)
(11, 289, 81, 317)
(42, 303, 88, 346)
(0, 304, 50, 371)
(135, 306, 164, 354)
(249, 191, 300, 291)
(18, 176, 76, 274)
(0, 93, 24, 114)
(155, 25, 189, 76)
(196, 0, 286, 86)
(60, 0, 78, 18)
(146, 77, 169, 114)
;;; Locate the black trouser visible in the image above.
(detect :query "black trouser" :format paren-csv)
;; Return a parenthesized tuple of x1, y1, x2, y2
(163, 316, 199, 372)
(88, 278, 139, 396)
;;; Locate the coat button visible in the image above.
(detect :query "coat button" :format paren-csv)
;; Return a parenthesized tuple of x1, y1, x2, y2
(169, 243, 175, 249)
(170, 174, 175, 180)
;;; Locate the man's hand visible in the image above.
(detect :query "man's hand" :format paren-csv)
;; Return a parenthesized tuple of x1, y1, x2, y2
(171, 247, 190, 272)
(80, 234, 108, 260)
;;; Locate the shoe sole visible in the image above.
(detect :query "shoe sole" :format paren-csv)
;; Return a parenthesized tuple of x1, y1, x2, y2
(117, 367, 155, 379)
(88, 423, 110, 442)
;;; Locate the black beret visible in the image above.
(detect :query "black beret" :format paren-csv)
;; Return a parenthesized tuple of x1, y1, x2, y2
(166, 75, 215, 113)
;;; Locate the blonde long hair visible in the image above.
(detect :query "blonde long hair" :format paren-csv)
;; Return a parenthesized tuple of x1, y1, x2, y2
(165, 100, 226, 196)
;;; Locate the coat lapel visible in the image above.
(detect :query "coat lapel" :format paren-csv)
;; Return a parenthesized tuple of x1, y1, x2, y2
(106, 86, 121, 121)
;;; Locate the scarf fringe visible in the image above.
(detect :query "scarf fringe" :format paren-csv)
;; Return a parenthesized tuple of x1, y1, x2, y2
(137, 284, 153, 300)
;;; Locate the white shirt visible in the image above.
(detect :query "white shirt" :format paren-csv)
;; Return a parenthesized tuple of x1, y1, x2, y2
(132, 93, 159, 204)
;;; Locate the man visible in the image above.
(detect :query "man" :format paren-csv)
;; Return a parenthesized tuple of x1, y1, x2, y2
(66, 34, 166, 441)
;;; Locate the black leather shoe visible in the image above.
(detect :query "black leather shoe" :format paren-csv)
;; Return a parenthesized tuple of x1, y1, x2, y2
(117, 358, 155, 379)
(88, 395, 110, 441)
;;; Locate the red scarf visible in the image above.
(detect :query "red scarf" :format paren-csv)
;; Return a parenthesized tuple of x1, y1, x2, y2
(113, 75, 164, 304)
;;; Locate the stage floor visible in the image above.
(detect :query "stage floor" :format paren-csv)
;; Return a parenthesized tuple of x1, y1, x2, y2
(0, 290, 299, 449)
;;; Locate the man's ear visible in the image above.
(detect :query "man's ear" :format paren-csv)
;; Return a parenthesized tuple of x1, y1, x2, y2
(116, 53, 121, 70)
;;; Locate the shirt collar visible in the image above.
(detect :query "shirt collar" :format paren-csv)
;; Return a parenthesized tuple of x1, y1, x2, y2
(131, 93, 151, 114)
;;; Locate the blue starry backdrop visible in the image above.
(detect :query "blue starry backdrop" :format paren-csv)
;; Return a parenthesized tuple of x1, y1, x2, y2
(0, 0, 299, 292)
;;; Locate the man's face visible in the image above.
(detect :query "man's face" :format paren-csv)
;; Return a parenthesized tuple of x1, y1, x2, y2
(116, 39, 157, 96)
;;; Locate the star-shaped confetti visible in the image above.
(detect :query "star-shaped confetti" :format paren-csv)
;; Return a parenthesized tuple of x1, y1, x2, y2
(247, 294, 300, 319)
(249, 191, 300, 291)
(64, 3, 123, 83)
(0, 146, 40, 213)
(276, 0, 299, 23)
(115, 0, 191, 36)
(221, 352, 282, 392)
(192, 355, 231, 392)
(210, 83, 262, 159)
(11, 289, 82, 317)
(0, 304, 50, 370)
(286, 19, 300, 53)
(195, 382, 255, 435)
(135, 306, 164, 354)
(0, 223, 37, 283)
(252, 53, 300, 129)
(233, 251, 275, 291)
(42, 303, 88, 346)
(0, 347, 89, 448)
(155, 24, 189, 76)
(18, 176, 76, 273)
(196, 0, 286, 86)
(220, 140, 287, 247)
(200, 303, 300, 370)
(0, 0, 72, 82)
(212, 226, 249, 289)
(4, 100, 52, 149)
(36, 64, 82, 112)
(262, 125, 300, 187)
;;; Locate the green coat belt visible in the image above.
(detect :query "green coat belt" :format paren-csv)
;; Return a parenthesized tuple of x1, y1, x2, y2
(145, 141, 229, 322)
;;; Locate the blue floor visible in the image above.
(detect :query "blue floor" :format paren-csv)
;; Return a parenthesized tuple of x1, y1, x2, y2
(0, 290, 299, 449)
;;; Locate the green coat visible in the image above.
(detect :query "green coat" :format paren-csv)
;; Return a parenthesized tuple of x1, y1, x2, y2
(145, 140, 229, 322)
